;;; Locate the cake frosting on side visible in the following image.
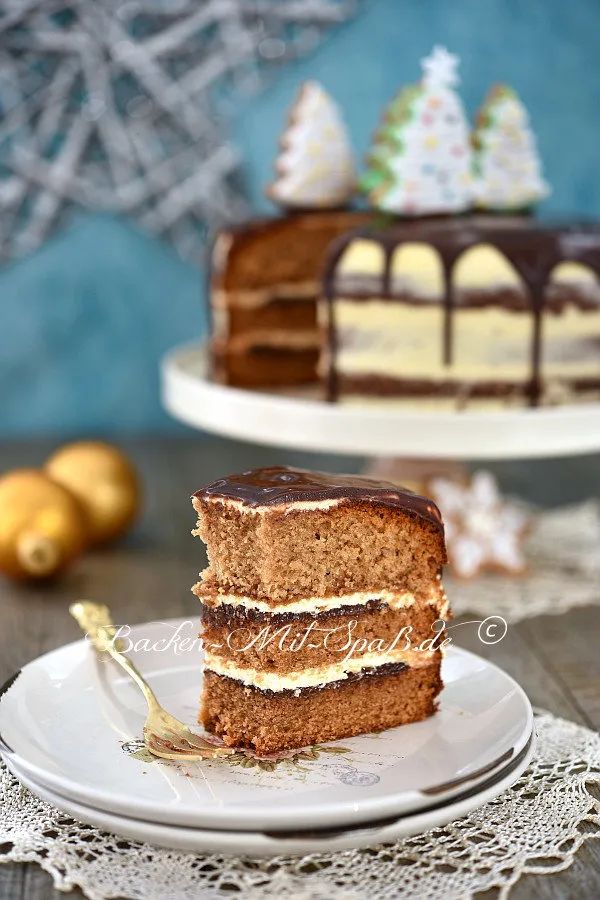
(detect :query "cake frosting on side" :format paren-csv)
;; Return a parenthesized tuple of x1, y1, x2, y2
(192, 466, 449, 754)
(320, 217, 600, 408)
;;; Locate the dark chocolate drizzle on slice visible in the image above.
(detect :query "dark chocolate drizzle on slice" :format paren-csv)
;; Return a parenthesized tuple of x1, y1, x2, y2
(193, 466, 442, 530)
(322, 215, 600, 406)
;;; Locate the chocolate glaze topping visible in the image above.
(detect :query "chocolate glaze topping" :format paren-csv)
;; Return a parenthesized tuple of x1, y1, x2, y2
(322, 215, 600, 406)
(193, 465, 442, 530)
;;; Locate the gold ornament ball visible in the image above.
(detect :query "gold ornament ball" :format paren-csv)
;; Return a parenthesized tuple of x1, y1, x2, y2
(0, 469, 88, 580)
(46, 441, 141, 545)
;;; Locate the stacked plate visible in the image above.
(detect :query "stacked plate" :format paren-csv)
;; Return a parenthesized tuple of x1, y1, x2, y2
(0, 618, 534, 857)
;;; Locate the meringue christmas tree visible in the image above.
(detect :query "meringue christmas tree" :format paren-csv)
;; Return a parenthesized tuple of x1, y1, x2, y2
(268, 81, 356, 209)
(361, 46, 473, 215)
(473, 84, 550, 211)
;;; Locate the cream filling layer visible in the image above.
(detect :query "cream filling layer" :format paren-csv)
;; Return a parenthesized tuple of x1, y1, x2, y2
(334, 301, 600, 381)
(204, 647, 438, 692)
(200, 496, 343, 513)
(226, 330, 321, 353)
(212, 281, 318, 310)
(339, 387, 600, 409)
(197, 587, 446, 617)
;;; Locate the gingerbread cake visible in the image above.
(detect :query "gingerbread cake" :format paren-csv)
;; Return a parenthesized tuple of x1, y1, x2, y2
(191, 466, 449, 754)
(207, 54, 600, 405)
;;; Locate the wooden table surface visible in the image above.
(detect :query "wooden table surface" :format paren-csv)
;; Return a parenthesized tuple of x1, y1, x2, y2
(0, 436, 599, 900)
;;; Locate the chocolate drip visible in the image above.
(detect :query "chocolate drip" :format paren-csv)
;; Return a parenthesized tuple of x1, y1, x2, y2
(193, 465, 443, 530)
(382, 245, 393, 298)
(529, 284, 545, 406)
(323, 232, 357, 402)
(322, 216, 600, 406)
(442, 258, 456, 366)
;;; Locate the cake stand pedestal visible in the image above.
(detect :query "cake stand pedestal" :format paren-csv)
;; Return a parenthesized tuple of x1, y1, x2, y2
(161, 341, 600, 461)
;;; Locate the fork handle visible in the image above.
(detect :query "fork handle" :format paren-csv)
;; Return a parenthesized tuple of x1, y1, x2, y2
(69, 601, 161, 711)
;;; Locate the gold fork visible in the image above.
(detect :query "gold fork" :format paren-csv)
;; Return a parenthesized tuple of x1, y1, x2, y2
(69, 601, 234, 761)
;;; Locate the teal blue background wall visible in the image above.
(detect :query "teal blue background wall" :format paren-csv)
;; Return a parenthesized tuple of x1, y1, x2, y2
(3, 0, 600, 437)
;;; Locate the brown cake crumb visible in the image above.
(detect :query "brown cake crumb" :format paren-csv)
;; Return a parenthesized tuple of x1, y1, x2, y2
(193, 468, 445, 601)
(200, 663, 442, 754)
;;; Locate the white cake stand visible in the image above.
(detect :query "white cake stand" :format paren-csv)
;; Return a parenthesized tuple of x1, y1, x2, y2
(161, 341, 600, 460)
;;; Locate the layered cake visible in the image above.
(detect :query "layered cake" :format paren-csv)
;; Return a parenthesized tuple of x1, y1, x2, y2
(191, 466, 448, 754)
(207, 49, 600, 405)
(210, 81, 369, 389)
(321, 217, 600, 407)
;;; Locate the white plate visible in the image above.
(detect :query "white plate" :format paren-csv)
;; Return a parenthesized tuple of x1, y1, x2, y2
(5, 733, 534, 857)
(161, 341, 600, 460)
(0, 618, 533, 831)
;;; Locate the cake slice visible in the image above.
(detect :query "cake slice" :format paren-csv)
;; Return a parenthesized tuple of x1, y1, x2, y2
(192, 466, 449, 754)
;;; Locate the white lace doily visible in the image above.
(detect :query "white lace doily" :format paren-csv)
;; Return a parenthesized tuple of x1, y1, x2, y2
(1, 710, 599, 900)
(448, 500, 600, 622)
